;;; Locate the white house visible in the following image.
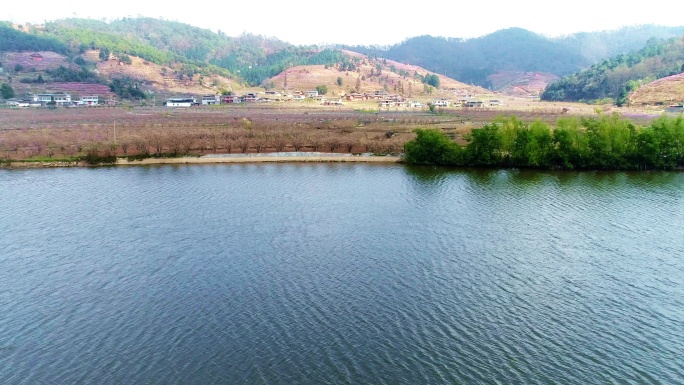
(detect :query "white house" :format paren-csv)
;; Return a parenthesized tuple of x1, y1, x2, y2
(81, 96, 99, 106)
(263, 91, 282, 101)
(433, 99, 451, 107)
(464, 98, 485, 108)
(33, 93, 72, 106)
(201, 95, 220, 105)
(165, 97, 195, 107)
(5, 99, 29, 107)
(306, 90, 319, 98)
(323, 99, 344, 106)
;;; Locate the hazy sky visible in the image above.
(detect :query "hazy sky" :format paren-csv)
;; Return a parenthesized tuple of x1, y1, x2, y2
(5, 1, 684, 45)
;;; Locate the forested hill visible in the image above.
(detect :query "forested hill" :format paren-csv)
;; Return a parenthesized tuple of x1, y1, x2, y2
(0, 22, 68, 54)
(541, 37, 684, 104)
(3, 18, 344, 86)
(557, 25, 684, 64)
(345, 25, 684, 89)
(348, 29, 587, 88)
(43, 18, 347, 85)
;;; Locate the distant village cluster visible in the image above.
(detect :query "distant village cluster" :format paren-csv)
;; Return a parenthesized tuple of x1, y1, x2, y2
(5, 93, 113, 107)
(161, 90, 504, 109)
(5, 89, 504, 109)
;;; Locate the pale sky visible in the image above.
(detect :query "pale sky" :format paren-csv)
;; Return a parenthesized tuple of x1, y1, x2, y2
(5, 1, 684, 46)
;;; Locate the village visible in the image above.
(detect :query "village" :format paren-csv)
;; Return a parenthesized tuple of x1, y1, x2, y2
(5, 88, 505, 109)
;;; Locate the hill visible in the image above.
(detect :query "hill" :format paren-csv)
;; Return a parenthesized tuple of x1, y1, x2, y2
(346, 28, 585, 89)
(42, 18, 346, 86)
(267, 50, 487, 97)
(0, 17, 351, 99)
(4, 18, 684, 104)
(557, 25, 684, 64)
(486, 71, 559, 97)
(628, 73, 684, 106)
(344, 25, 684, 91)
(541, 37, 684, 105)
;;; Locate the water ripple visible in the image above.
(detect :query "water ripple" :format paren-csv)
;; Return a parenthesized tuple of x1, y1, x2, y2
(1, 167, 683, 384)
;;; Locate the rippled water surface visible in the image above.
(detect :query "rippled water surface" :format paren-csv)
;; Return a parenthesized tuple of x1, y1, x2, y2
(1, 165, 683, 384)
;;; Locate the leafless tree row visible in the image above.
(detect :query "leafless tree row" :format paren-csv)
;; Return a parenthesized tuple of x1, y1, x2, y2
(1, 125, 408, 160)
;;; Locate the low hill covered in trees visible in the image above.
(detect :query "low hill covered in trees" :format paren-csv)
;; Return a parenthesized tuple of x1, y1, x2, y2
(345, 25, 684, 90)
(0, 22, 68, 54)
(541, 37, 684, 105)
(42, 18, 346, 86)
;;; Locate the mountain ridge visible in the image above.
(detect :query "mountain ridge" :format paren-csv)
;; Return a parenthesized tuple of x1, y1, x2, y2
(2, 18, 684, 103)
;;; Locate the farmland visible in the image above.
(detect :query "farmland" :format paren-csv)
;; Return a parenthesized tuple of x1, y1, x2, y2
(0, 101, 664, 164)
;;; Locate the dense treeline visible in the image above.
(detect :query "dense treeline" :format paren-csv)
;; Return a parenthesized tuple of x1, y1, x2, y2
(404, 115, 684, 170)
(45, 65, 99, 82)
(542, 37, 684, 104)
(44, 21, 178, 65)
(212, 48, 346, 86)
(0, 23, 68, 54)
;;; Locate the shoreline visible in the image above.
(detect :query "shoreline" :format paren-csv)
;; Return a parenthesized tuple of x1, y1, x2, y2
(1, 154, 403, 169)
(118, 154, 403, 165)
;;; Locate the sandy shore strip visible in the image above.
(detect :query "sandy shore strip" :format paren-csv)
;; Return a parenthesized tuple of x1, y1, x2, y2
(118, 153, 403, 165)
(1, 153, 403, 169)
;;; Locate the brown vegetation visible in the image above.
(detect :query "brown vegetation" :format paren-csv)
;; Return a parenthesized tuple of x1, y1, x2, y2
(629, 73, 684, 106)
(268, 51, 487, 98)
(1, 101, 660, 163)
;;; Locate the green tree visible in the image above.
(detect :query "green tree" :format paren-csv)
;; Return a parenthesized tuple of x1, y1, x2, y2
(0, 83, 15, 99)
(14, 64, 24, 73)
(465, 124, 503, 166)
(99, 47, 111, 61)
(119, 54, 132, 65)
(403, 129, 462, 165)
(425, 73, 440, 88)
(316, 84, 328, 95)
(336, 76, 343, 86)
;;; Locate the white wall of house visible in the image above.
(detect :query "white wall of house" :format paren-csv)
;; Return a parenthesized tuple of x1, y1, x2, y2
(166, 98, 195, 107)
(81, 96, 99, 106)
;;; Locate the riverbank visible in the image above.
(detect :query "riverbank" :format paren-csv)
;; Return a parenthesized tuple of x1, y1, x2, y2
(118, 154, 402, 166)
(1, 153, 403, 169)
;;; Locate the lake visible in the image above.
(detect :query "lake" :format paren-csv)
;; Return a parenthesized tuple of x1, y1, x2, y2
(1, 164, 683, 384)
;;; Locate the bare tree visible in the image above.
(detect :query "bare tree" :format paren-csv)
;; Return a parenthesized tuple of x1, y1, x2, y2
(291, 133, 306, 152)
(308, 136, 322, 151)
(273, 134, 287, 152)
(364, 138, 382, 154)
(148, 131, 165, 155)
(180, 133, 195, 155)
(325, 137, 340, 153)
(207, 131, 220, 153)
(133, 137, 150, 156)
(238, 138, 250, 153)
(120, 139, 130, 155)
(344, 140, 355, 153)
(167, 131, 183, 156)
(253, 136, 267, 153)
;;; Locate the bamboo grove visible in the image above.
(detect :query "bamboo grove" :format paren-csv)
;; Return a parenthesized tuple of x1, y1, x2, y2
(404, 114, 684, 170)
